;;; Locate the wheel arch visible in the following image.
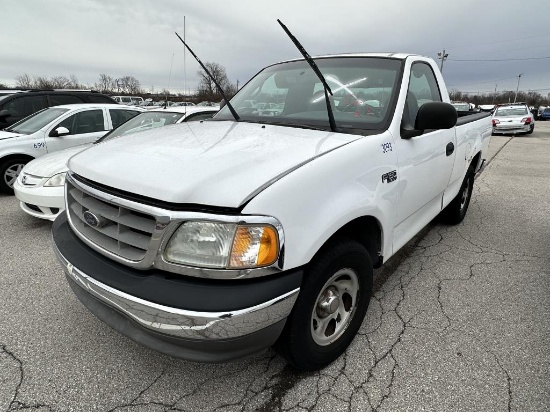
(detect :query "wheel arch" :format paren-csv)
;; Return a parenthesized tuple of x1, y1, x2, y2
(309, 215, 383, 270)
(471, 151, 482, 172)
(0, 153, 35, 165)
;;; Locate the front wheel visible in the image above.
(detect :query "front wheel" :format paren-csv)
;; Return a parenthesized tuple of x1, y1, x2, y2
(276, 238, 373, 371)
(0, 158, 29, 195)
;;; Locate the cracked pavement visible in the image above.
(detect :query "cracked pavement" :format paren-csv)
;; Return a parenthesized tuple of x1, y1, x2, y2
(1, 125, 549, 411)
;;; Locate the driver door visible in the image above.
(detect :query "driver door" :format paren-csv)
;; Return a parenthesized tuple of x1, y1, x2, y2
(392, 61, 457, 251)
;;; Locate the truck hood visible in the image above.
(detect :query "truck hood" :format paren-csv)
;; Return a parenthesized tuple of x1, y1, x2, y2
(0, 130, 21, 140)
(69, 121, 360, 207)
(24, 144, 93, 178)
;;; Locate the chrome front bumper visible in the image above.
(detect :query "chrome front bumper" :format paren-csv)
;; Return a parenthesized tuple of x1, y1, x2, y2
(52, 213, 301, 362)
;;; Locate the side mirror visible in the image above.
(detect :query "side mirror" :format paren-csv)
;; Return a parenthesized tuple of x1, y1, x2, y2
(0, 109, 10, 121)
(402, 102, 457, 139)
(50, 126, 70, 137)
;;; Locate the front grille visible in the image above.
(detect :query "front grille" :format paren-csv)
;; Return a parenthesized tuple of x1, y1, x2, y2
(66, 180, 157, 261)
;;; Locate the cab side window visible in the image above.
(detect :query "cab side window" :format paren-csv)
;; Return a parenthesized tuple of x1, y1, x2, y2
(55, 110, 105, 135)
(402, 62, 442, 130)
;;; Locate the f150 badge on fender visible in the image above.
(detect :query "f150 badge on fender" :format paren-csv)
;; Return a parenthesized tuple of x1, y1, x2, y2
(382, 170, 397, 183)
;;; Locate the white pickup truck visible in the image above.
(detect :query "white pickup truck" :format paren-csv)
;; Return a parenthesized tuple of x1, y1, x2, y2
(52, 53, 491, 371)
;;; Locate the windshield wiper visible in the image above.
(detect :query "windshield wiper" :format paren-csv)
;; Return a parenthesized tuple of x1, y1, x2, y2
(248, 119, 327, 131)
(175, 32, 240, 122)
(277, 19, 337, 132)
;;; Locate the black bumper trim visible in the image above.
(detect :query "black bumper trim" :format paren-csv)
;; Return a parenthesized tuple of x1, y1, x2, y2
(53, 212, 303, 312)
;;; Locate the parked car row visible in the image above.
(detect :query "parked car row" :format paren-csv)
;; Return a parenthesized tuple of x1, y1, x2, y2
(5, 106, 218, 220)
(0, 103, 142, 194)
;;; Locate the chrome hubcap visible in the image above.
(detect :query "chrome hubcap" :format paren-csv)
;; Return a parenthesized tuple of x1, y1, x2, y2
(4, 163, 24, 188)
(311, 268, 359, 346)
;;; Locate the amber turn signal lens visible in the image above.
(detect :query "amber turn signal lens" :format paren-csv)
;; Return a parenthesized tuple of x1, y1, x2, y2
(229, 225, 279, 268)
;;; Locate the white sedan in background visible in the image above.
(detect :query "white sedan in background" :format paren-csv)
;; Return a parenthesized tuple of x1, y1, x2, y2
(14, 106, 219, 220)
(0, 104, 143, 194)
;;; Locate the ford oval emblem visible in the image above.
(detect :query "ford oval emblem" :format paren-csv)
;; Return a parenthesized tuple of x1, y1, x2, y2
(83, 211, 100, 228)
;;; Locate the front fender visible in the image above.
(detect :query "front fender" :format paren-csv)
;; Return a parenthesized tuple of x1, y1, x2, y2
(242, 132, 399, 270)
(0, 134, 47, 160)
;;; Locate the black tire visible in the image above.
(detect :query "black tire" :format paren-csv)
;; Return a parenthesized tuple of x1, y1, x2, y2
(0, 157, 29, 195)
(440, 165, 475, 225)
(276, 238, 373, 371)
(527, 125, 534, 134)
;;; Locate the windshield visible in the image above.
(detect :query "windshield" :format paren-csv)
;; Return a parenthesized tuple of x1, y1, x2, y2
(214, 57, 402, 133)
(495, 107, 528, 117)
(96, 110, 186, 142)
(5, 107, 69, 134)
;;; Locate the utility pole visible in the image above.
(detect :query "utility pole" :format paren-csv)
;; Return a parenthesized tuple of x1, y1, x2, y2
(236, 79, 239, 90)
(493, 84, 497, 103)
(514, 73, 523, 103)
(437, 49, 449, 73)
(183, 16, 186, 97)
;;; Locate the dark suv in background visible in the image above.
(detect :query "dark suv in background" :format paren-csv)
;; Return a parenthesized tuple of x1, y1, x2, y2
(0, 90, 117, 128)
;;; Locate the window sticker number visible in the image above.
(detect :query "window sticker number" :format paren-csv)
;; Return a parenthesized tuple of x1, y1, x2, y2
(381, 142, 392, 153)
(33, 142, 46, 149)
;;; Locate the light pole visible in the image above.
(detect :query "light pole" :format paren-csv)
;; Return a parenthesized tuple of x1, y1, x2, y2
(514, 73, 523, 103)
(437, 49, 449, 73)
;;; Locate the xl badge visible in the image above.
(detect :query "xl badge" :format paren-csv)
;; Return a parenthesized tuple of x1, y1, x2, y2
(381, 170, 397, 183)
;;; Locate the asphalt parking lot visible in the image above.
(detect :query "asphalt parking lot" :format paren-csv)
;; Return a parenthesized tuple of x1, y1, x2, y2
(1, 123, 549, 411)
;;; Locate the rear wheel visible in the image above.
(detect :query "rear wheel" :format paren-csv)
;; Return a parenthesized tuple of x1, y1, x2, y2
(440, 165, 475, 225)
(276, 238, 373, 371)
(527, 124, 534, 134)
(0, 158, 29, 195)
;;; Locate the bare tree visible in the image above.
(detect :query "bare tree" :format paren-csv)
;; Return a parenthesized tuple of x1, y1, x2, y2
(196, 62, 235, 101)
(95, 74, 115, 94)
(115, 76, 142, 94)
(68, 74, 80, 89)
(15, 73, 33, 88)
(34, 76, 54, 89)
(14, 73, 83, 90)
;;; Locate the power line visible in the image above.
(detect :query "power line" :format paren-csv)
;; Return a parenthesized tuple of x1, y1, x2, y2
(449, 56, 550, 62)
(448, 75, 517, 87)
(446, 32, 550, 50)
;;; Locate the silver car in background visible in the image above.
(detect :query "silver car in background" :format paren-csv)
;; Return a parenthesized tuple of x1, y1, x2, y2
(492, 103, 534, 135)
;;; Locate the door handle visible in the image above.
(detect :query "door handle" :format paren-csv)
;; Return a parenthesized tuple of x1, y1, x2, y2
(446, 142, 454, 156)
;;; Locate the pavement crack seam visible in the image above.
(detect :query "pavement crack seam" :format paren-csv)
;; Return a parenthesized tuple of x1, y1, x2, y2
(215, 353, 281, 411)
(1, 344, 54, 412)
(256, 365, 312, 412)
(2, 344, 23, 411)
(106, 368, 167, 412)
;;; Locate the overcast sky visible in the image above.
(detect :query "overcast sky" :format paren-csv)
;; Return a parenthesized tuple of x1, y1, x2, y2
(2, 0, 549, 97)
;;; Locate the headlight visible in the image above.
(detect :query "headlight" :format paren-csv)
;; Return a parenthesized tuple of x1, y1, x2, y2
(164, 221, 279, 269)
(44, 172, 66, 187)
